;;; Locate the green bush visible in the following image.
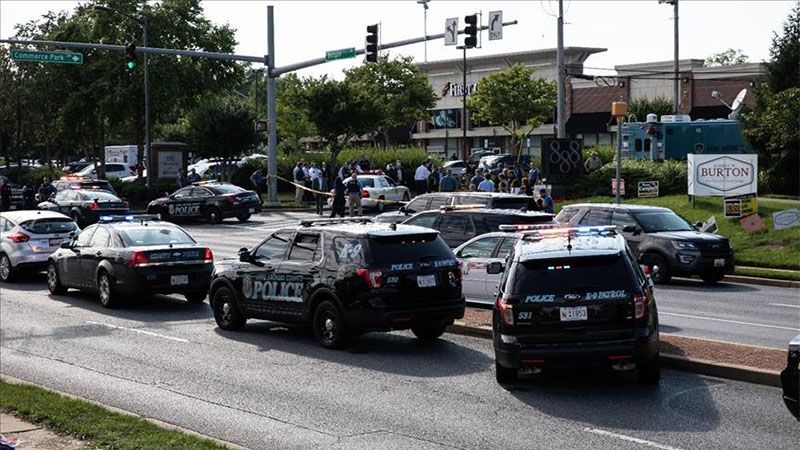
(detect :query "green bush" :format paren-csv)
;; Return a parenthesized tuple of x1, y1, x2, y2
(570, 160, 688, 198)
(13, 166, 63, 187)
(118, 181, 178, 207)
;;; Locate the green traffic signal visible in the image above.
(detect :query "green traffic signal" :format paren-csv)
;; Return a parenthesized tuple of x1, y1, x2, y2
(126, 60, 137, 70)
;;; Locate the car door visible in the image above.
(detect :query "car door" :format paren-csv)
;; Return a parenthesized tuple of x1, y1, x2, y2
(236, 231, 293, 318)
(438, 214, 474, 248)
(190, 187, 213, 218)
(166, 187, 200, 218)
(456, 235, 502, 304)
(276, 232, 322, 321)
(80, 225, 111, 287)
(578, 208, 613, 226)
(612, 210, 645, 257)
(59, 225, 96, 287)
(489, 237, 519, 298)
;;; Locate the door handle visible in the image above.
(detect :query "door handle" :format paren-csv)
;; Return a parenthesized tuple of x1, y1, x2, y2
(309, 267, 320, 274)
(95, 251, 103, 256)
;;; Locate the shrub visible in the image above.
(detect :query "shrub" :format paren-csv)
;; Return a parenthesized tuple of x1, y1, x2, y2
(14, 166, 63, 187)
(118, 181, 178, 207)
(570, 160, 688, 198)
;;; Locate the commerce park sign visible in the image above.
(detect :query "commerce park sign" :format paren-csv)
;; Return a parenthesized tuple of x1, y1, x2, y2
(687, 154, 757, 196)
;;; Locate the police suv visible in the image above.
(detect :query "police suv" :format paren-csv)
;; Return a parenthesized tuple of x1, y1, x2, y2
(147, 182, 262, 224)
(208, 218, 465, 348)
(489, 226, 660, 385)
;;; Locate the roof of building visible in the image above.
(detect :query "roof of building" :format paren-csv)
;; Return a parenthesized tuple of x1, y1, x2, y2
(415, 47, 606, 71)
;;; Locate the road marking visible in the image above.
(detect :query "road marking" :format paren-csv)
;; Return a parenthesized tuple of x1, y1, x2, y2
(85, 321, 188, 343)
(769, 303, 800, 309)
(660, 312, 799, 331)
(584, 427, 684, 450)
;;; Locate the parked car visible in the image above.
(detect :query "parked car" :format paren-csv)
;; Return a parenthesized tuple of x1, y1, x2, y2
(454, 231, 519, 305)
(75, 163, 132, 180)
(147, 182, 262, 224)
(401, 206, 556, 248)
(556, 203, 734, 284)
(0, 210, 79, 282)
(330, 174, 411, 212)
(442, 160, 467, 177)
(781, 333, 800, 420)
(38, 189, 129, 227)
(374, 192, 536, 225)
(52, 178, 116, 195)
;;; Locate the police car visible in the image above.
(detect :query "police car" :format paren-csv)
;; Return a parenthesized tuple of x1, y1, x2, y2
(329, 174, 411, 212)
(489, 226, 660, 385)
(38, 189, 129, 227)
(147, 182, 262, 224)
(208, 217, 465, 348)
(47, 215, 213, 307)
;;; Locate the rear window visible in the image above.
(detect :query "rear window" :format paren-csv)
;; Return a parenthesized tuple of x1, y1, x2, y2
(554, 208, 580, 223)
(79, 191, 120, 202)
(19, 218, 78, 234)
(355, 178, 375, 187)
(508, 255, 635, 296)
(209, 184, 245, 195)
(80, 182, 115, 193)
(483, 214, 553, 231)
(367, 234, 453, 266)
(119, 226, 196, 246)
(491, 197, 533, 209)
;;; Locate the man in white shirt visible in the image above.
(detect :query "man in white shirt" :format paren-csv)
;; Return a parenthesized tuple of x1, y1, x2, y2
(308, 162, 321, 183)
(395, 160, 403, 184)
(414, 162, 431, 195)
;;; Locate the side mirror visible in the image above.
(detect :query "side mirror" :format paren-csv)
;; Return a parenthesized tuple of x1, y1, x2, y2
(486, 261, 504, 275)
(60, 241, 72, 249)
(694, 221, 703, 228)
(622, 225, 640, 235)
(238, 247, 250, 262)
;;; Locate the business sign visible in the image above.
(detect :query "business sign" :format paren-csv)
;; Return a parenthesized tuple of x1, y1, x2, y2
(158, 151, 182, 179)
(441, 81, 478, 97)
(542, 138, 583, 183)
(739, 194, 758, 216)
(723, 198, 742, 218)
(723, 193, 757, 218)
(444, 18, 458, 46)
(637, 181, 659, 198)
(773, 209, 800, 230)
(488, 11, 503, 40)
(740, 213, 767, 234)
(687, 154, 757, 196)
(612, 178, 625, 196)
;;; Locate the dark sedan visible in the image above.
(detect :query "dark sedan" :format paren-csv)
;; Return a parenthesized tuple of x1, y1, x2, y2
(38, 189, 129, 227)
(147, 182, 261, 224)
(782, 334, 800, 420)
(47, 215, 213, 307)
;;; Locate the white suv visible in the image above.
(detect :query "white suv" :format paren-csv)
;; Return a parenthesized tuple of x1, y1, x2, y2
(76, 163, 132, 180)
(0, 210, 79, 282)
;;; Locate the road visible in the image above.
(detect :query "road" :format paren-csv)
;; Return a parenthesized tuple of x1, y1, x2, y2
(182, 211, 800, 350)
(1, 279, 798, 449)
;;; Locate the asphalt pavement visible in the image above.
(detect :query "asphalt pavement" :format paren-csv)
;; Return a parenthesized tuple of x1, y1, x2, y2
(0, 279, 798, 449)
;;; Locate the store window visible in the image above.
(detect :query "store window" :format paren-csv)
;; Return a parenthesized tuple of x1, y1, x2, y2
(429, 109, 461, 129)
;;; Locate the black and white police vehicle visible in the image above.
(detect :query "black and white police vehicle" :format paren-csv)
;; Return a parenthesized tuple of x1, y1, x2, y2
(489, 225, 660, 385)
(147, 182, 262, 224)
(208, 218, 465, 348)
(47, 215, 213, 307)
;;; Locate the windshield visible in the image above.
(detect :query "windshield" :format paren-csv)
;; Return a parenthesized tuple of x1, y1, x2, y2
(210, 184, 245, 195)
(119, 226, 196, 246)
(508, 255, 634, 297)
(19, 218, 78, 234)
(633, 210, 693, 232)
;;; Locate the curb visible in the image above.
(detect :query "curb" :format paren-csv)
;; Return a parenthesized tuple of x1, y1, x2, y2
(445, 323, 782, 387)
(723, 275, 800, 289)
(0, 375, 248, 450)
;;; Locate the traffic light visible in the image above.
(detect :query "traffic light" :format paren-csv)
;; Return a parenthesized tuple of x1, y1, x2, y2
(464, 14, 478, 48)
(125, 42, 137, 69)
(365, 24, 379, 63)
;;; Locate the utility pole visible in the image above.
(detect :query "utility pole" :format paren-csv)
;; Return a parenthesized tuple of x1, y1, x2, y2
(660, 0, 679, 114)
(417, 0, 430, 62)
(143, 16, 151, 188)
(556, 0, 566, 138)
(266, 5, 278, 205)
(460, 45, 467, 160)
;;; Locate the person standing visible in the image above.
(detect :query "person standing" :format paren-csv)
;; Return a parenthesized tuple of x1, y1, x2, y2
(37, 177, 56, 202)
(359, 154, 371, 172)
(584, 151, 603, 173)
(497, 174, 509, 193)
(293, 162, 305, 204)
(510, 179, 521, 194)
(527, 165, 539, 185)
(330, 177, 346, 218)
(385, 161, 397, 182)
(250, 167, 265, 202)
(0, 176, 10, 212)
(345, 173, 363, 217)
(522, 177, 533, 196)
(439, 169, 458, 192)
(414, 161, 431, 195)
(394, 161, 404, 185)
(477, 173, 495, 192)
(338, 162, 351, 181)
(469, 169, 483, 191)
(187, 169, 201, 184)
(539, 188, 554, 213)
(311, 168, 328, 216)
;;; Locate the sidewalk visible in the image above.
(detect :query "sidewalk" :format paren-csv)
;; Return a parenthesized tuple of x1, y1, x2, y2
(0, 413, 86, 449)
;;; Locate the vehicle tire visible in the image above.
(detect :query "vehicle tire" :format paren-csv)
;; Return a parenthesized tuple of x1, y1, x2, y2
(211, 286, 246, 330)
(377, 196, 386, 212)
(411, 321, 447, 340)
(637, 354, 661, 385)
(236, 213, 251, 222)
(402, 192, 410, 202)
(0, 253, 16, 283)
(645, 253, 672, 284)
(495, 362, 519, 384)
(47, 262, 67, 294)
(700, 272, 725, 284)
(313, 300, 350, 349)
(97, 271, 120, 308)
(185, 291, 207, 304)
(206, 207, 223, 224)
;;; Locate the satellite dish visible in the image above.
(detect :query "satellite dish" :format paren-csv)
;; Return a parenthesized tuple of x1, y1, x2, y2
(729, 89, 747, 119)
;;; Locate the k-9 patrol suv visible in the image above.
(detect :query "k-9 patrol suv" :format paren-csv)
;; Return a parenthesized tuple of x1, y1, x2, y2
(209, 218, 465, 348)
(489, 226, 660, 385)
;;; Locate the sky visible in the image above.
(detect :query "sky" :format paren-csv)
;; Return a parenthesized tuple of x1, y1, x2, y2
(1, 0, 796, 79)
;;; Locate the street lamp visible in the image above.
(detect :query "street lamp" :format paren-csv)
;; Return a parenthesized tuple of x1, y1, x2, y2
(93, 4, 152, 188)
(417, 0, 430, 62)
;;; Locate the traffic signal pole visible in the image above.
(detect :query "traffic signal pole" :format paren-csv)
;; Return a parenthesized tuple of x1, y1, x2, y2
(266, 5, 278, 205)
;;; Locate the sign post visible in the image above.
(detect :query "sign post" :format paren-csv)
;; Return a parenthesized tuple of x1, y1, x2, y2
(11, 49, 83, 64)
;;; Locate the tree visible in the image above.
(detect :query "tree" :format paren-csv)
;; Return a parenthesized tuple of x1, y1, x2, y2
(466, 64, 556, 156)
(275, 74, 315, 148)
(766, 3, 799, 92)
(345, 56, 437, 147)
(303, 76, 380, 178)
(705, 49, 749, 66)
(627, 96, 673, 122)
(187, 97, 257, 181)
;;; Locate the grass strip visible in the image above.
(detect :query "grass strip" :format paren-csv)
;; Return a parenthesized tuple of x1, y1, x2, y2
(0, 379, 228, 450)
(734, 267, 800, 282)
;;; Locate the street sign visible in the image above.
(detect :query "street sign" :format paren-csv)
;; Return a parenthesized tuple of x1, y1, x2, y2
(11, 49, 83, 65)
(325, 47, 356, 61)
(488, 11, 503, 40)
(444, 18, 458, 46)
(612, 178, 625, 196)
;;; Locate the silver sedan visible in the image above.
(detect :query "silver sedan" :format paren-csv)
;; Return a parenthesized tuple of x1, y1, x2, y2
(0, 210, 79, 282)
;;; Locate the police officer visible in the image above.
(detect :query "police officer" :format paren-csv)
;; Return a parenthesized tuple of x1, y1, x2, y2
(345, 173, 363, 217)
(330, 177, 346, 218)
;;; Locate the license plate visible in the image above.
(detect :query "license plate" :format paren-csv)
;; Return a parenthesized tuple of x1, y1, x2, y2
(170, 275, 189, 285)
(714, 258, 725, 267)
(559, 306, 588, 321)
(417, 274, 437, 288)
(49, 238, 62, 246)
(249, 207, 255, 213)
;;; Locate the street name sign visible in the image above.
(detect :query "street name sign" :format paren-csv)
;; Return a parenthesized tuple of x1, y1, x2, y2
(325, 47, 356, 61)
(488, 11, 503, 40)
(11, 49, 83, 65)
(444, 18, 458, 46)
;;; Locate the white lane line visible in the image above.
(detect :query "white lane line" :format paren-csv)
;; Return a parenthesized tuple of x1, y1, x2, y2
(584, 427, 685, 450)
(769, 303, 800, 309)
(85, 321, 188, 343)
(660, 312, 799, 331)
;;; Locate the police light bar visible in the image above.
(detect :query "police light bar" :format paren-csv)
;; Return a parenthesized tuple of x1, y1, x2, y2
(98, 214, 160, 223)
(498, 224, 560, 232)
(299, 217, 373, 227)
(439, 204, 486, 211)
(191, 180, 220, 186)
(520, 225, 618, 239)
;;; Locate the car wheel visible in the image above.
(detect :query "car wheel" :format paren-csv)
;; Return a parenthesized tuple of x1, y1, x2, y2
(206, 207, 223, 224)
(97, 271, 119, 308)
(211, 286, 246, 330)
(313, 300, 350, 349)
(645, 253, 672, 284)
(377, 196, 386, 212)
(700, 272, 725, 284)
(47, 262, 67, 294)
(495, 362, 519, 384)
(402, 192, 410, 202)
(0, 253, 16, 283)
(236, 213, 251, 222)
(185, 291, 207, 304)
(411, 321, 447, 340)
(637, 354, 661, 385)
